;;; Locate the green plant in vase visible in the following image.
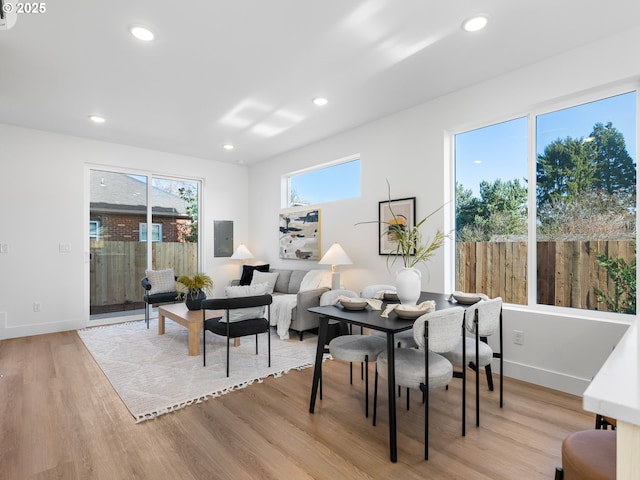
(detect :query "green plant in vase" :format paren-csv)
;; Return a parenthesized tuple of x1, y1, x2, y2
(176, 273, 214, 310)
(357, 180, 447, 303)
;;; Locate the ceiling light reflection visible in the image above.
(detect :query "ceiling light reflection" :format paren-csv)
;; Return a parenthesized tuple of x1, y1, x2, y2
(130, 25, 155, 41)
(462, 15, 489, 32)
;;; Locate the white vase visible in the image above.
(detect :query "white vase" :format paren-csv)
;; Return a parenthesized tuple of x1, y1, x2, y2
(395, 267, 422, 305)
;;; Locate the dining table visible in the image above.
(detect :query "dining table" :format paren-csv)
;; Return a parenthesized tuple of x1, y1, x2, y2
(308, 291, 464, 463)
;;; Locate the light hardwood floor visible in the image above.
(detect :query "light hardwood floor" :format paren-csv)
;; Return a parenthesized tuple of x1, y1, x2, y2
(0, 329, 594, 479)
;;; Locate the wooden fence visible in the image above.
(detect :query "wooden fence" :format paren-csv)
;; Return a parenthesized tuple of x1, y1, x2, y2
(90, 241, 197, 313)
(456, 239, 635, 311)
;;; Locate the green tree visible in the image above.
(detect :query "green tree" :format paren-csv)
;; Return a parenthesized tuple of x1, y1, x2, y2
(590, 122, 636, 195)
(536, 122, 635, 206)
(456, 179, 527, 241)
(178, 186, 198, 243)
(536, 137, 598, 205)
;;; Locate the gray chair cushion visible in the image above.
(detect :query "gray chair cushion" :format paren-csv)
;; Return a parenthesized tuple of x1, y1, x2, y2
(441, 336, 493, 367)
(378, 349, 453, 390)
(329, 335, 386, 363)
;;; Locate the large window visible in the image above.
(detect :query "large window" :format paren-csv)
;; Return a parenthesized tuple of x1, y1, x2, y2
(284, 156, 360, 207)
(455, 90, 636, 314)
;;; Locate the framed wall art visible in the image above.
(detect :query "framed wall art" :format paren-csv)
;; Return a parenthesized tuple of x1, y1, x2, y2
(378, 197, 415, 255)
(279, 208, 321, 260)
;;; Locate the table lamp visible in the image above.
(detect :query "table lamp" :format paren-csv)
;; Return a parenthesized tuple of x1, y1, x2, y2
(230, 244, 254, 263)
(319, 243, 353, 290)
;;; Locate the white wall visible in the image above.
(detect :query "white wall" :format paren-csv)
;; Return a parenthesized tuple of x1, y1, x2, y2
(247, 27, 640, 395)
(0, 124, 248, 340)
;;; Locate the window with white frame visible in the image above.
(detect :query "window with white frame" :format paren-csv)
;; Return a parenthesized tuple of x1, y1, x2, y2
(139, 223, 162, 242)
(89, 220, 100, 240)
(284, 156, 361, 207)
(455, 90, 636, 314)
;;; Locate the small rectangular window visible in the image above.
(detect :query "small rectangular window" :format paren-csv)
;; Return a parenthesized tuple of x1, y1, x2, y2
(89, 220, 100, 240)
(285, 157, 360, 207)
(139, 223, 162, 242)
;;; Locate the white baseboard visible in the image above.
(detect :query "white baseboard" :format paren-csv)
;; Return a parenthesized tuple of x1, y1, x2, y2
(500, 359, 590, 397)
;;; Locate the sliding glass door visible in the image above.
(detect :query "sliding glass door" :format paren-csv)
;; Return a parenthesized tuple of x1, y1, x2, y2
(89, 169, 200, 320)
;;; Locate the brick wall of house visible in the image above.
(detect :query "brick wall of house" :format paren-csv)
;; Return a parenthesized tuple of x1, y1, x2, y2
(90, 213, 185, 242)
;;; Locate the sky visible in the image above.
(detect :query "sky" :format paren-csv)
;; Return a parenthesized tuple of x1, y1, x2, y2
(288, 91, 637, 204)
(290, 159, 361, 205)
(456, 91, 637, 196)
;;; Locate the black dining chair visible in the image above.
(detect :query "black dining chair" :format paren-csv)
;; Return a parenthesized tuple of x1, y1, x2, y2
(201, 294, 273, 377)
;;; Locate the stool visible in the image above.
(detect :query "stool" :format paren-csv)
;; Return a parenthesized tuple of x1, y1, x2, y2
(555, 429, 616, 480)
(595, 414, 617, 430)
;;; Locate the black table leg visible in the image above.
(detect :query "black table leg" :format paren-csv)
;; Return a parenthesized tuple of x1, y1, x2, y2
(386, 332, 397, 462)
(309, 316, 329, 413)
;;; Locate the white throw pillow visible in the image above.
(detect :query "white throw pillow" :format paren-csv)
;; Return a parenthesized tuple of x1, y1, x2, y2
(146, 268, 176, 295)
(220, 283, 268, 322)
(250, 271, 280, 294)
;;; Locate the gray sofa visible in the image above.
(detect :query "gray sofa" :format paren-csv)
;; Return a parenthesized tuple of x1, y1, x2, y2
(232, 268, 329, 340)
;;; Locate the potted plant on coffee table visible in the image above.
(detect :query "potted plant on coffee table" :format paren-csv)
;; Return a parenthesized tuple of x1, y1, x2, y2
(176, 273, 214, 310)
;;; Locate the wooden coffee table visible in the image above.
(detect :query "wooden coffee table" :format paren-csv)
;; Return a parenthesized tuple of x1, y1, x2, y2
(158, 303, 226, 356)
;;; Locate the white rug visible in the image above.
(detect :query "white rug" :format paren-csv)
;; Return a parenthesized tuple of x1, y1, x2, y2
(78, 320, 319, 423)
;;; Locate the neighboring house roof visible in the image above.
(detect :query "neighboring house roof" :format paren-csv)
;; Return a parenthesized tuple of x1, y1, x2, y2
(90, 171, 189, 217)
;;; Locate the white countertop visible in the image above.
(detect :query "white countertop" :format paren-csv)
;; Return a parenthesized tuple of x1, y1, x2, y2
(583, 321, 640, 426)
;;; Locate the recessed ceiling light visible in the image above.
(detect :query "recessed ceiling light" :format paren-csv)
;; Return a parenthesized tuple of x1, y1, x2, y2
(89, 115, 105, 124)
(313, 97, 328, 106)
(462, 15, 489, 32)
(223, 144, 235, 150)
(130, 25, 155, 41)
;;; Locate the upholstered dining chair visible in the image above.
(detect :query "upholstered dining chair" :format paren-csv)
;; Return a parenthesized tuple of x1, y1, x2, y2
(321, 289, 386, 418)
(200, 294, 273, 377)
(373, 307, 465, 460)
(441, 297, 503, 427)
(361, 283, 416, 402)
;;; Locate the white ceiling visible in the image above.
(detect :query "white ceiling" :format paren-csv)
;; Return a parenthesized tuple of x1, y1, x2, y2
(1, 0, 639, 165)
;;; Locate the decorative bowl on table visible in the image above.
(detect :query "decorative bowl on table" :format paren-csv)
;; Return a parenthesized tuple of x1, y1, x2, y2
(449, 291, 489, 305)
(394, 304, 432, 319)
(339, 297, 368, 311)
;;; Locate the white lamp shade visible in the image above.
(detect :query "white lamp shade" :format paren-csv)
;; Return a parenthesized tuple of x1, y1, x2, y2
(319, 243, 353, 266)
(230, 244, 254, 260)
